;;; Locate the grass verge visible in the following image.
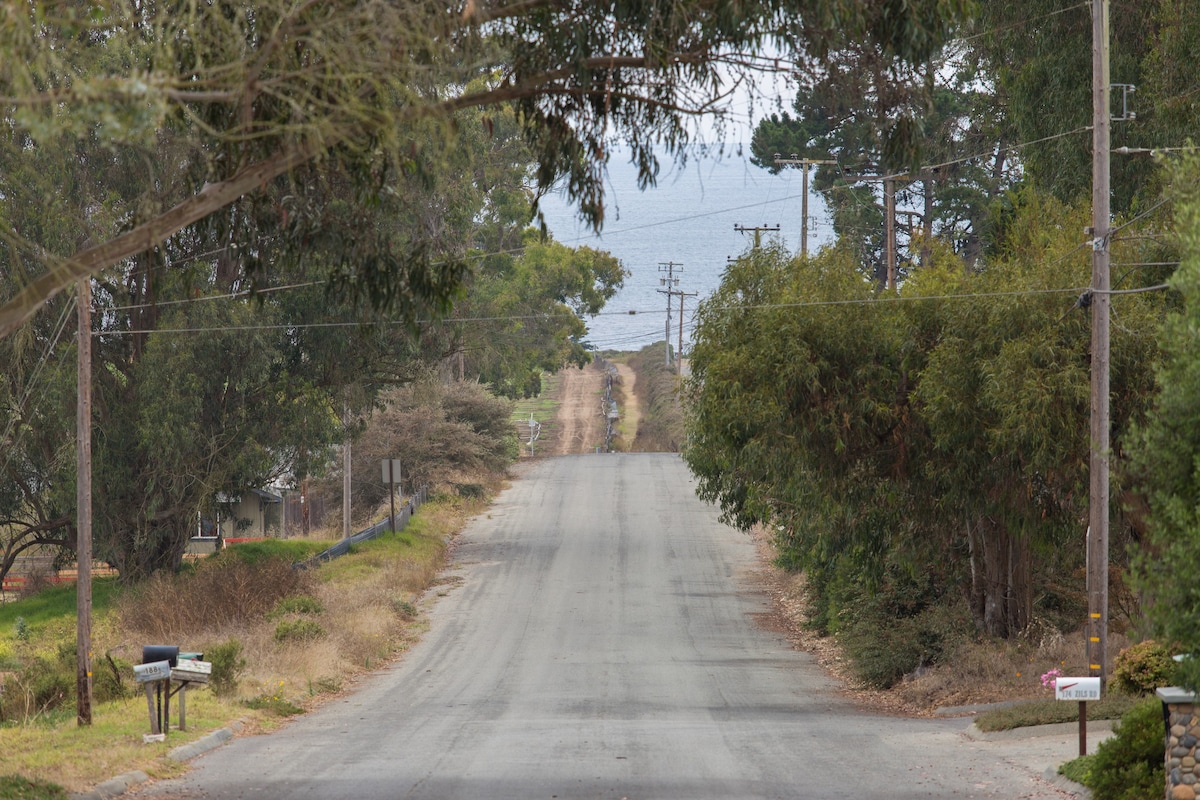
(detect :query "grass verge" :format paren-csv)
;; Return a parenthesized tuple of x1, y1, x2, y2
(974, 694, 1143, 732)
(0, 494, 482, 794)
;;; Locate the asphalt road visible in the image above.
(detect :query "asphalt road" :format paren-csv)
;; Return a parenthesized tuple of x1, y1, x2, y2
(140, 454, 1077, 799)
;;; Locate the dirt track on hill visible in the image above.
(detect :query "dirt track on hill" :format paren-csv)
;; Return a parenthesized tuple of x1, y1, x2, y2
(553, 362, 607, 455)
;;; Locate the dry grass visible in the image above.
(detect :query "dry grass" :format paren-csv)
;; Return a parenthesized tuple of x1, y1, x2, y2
(0, 492, 485, 793)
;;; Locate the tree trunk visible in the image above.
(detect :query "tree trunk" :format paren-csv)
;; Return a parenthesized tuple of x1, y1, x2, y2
(967, 517, 1033, 638)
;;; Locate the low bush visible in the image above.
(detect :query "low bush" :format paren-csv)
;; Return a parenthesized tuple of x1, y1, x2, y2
(206, 639, 247, 698)
(119, 555, 311, 639)
(1085, 698, 1165, 800)
(273, 619, 324, 644)
(1111, 640, 1176, 696)
(268, 596, 324, 619)
(243, 685, 304, 717)
(392, 599, 418, 620)
(836, 566, 972, 689)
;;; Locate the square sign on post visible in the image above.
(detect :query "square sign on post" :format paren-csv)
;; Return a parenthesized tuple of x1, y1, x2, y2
(382, 459, 402, 535)
(381, 459, 402, 485)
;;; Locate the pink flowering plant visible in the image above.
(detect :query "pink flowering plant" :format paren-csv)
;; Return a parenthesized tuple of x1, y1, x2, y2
(1040, 668, 1062, 690)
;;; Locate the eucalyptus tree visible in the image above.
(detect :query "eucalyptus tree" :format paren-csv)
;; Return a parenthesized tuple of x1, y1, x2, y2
(1129, 156, 1200, 689)
(0, 0, 969, 337)
(685, 189, 1164, 651)
(750, 43, 1016, 278)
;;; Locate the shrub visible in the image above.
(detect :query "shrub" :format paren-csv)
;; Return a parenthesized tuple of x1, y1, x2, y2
(273, 619, 324, 644)
(1111, 640, 1176, 696)
(119, 555, 310, 639)
(268, 595, 324, 619)
(836, 565, 972, 689)
(392, 599, 418, 620)
(243, 693, 304, 717)
(94, 653, 134, 704)
(1086, 698, 1164, 800)
(206, 639, 246, 698)
(0, 644, 74, 720)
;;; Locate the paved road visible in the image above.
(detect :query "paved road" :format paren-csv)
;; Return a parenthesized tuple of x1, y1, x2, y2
(141, 454, 1076, 799)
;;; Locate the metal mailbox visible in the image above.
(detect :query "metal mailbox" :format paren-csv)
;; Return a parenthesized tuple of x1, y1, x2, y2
(134, 660, 172, 684)
(142, 645, 180, 667)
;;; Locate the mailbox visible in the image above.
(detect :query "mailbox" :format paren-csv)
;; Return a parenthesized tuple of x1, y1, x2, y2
(142, 645, 179, 667)
(172, 658, 212, 684)
(134, 660, 172, 684)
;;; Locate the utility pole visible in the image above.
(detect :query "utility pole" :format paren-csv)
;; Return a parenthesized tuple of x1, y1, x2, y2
(837, 172, 907, 290)
(342, 402, 351, 538)
(676, 290, 698, 377)
(657, 262, 682, 366)
(884, 177, 897, 290)
(1087, 0, 1111, 688)
(734, 223, 780, 249)
(76, 278, 93, 726)
(773, 155, 836, 257)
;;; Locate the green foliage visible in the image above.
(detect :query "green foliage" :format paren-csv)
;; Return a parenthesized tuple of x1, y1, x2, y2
(333, 378, 515, 510)
(1111, 641, 1177, 696)
(450, 232, 627, 398)
(94, 653, 134, 704)
(0, 580, 120, 637)
(273, 619, 325, 644)
(268, 596, 324, 619)
(222, 540, 333, 566)
(1130, 155, 1200, 693)
(206, 639, 247, 699)
(836, 565, 972, 689)
(243, 692, 304, 717)
(1085, 699, 1165, 800)
(626, 343, 686, 452)
(0, 641, 76, 720)
(1058, 754, 1095, 787)
(13, 618, 28, 642)
(0, 774, 69, 800)
(685, 185, 1165, 658)
(392, 600, 418, 621)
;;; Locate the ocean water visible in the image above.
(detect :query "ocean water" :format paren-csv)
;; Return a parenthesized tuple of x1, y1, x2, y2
(536, 150, 832, 353)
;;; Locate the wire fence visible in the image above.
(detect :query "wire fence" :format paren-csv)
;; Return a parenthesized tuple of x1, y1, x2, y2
(293, 485, 429, 570)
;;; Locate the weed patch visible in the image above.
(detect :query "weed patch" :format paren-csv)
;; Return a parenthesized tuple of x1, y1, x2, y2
(273, 619, 325, 644)
(244, 686, 305, 717)
(0, 773, 69, 799)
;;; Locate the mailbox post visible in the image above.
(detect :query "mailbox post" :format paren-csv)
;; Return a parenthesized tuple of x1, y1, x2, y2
(136, 646, 210, 740)
(1055, 676, 1102, 756)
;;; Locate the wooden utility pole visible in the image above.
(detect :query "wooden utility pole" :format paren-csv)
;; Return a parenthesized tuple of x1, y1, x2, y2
(342, 402, 351, 538)
(734, 223, 780, 250)
(773, 156, 837, 257)
(1087, 0, 1111, 688)
(884, 177, 897, 290)
(76, 278, 93, 725)
(657, 262, 682, 366)
(836, 172, 907, 290)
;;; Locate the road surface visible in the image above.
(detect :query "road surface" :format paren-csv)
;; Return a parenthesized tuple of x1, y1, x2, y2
(139, 455, 1074, 799)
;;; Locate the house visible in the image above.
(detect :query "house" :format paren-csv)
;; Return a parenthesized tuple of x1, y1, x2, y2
(188, 488, 284, 554)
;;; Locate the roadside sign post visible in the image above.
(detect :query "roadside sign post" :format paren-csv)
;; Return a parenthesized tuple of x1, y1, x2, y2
(1055, 676, 1102, 755)
(382, 459, 402, 534)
